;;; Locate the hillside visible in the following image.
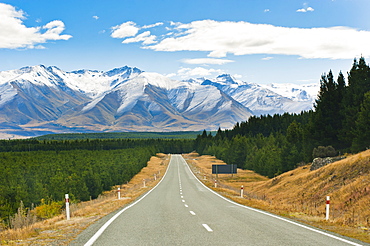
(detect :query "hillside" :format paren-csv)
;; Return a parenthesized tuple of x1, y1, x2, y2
(184, 150, 370, 243)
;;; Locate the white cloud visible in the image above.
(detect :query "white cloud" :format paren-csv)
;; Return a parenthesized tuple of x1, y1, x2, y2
(0, 3, 72, 49)
(297, 3, 314, 12)
(111, 21, 139, 38)
(177, 67, 224, 78)
(306, 7, 314, 11)
(93, 16, 99, 20)
(264, 9, 270, 13)
(142, 22, 163, 29)
(262, 57, 273, 60)
(182, 58, 234, 65)
(141, 20, 370, 59)
(121, 31, 157, 45)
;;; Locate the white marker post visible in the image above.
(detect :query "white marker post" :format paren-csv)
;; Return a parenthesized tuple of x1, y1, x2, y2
(326, 196, 330, 220)
(143, 179, 146, 188)
(204, 174, 206, 180)
(154, 173, 157, 181)
(65, 194, 70, 220)
(214, 180, 217, 188)
(241, 185, 244, 198)
(117, 187, 121, 200)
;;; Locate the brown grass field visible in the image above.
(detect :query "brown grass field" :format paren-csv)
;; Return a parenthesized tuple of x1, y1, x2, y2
(183, 151, 370, 244)
(1, 150, 369, 245)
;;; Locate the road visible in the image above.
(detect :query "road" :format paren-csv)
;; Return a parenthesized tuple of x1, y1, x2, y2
(72, 154, 367, 246)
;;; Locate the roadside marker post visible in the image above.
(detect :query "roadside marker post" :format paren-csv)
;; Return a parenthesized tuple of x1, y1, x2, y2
(214, 180, 217, 188)
(241, 185, 244, 198)
(117, 187, 121, 200)
(143, 179, 146, 188)
(65, 194, 70, 220)
(154, 173, 157, 181)
(326, 196, 330, 220)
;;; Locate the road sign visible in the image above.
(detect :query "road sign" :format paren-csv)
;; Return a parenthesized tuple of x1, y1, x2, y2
(212, 164, 237, 174)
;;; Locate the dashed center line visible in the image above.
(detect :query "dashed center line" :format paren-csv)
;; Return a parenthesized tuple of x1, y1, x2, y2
(202, 224, 213, 232)
(181, 196, 183, 198)
(189, 211, 196, 215)
(182, 199, 185, 203)
(184, 204, 188, 207)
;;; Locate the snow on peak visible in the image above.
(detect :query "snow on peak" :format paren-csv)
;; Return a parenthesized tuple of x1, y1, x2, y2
(139, 72, 182, 90)
(215, 74, 246, 86)
(104, 66, 142, 77)
(0, 65, 64, 88)
(262, 83, 319, 102)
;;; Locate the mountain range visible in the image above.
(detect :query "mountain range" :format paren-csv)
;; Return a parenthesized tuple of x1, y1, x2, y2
(0, 65, 319, 138)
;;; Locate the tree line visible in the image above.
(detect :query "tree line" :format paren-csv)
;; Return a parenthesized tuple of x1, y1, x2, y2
(0, 138, 193, 226)
(195, 57, 370, 178)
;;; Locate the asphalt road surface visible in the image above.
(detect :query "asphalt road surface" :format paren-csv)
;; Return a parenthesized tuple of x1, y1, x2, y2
(72, 154, 368, 246)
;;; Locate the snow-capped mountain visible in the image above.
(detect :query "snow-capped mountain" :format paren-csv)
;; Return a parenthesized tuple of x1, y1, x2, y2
(0, 65, 318, 138)
(194, 74, 317, 116)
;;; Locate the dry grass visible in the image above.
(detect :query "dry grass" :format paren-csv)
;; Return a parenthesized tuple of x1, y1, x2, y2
(0, 153, 170, 245)
(183, 151, 370, 244)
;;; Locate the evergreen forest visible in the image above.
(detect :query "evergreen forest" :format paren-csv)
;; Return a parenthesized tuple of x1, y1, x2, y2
(195, 57, 370, 177)
(0, 138, 193, 227)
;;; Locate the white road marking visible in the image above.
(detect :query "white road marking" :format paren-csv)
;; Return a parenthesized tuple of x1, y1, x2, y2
(84, 154, 173, 246)
(202, 224, 213, 232)
(181, 196, 183, 198)
(185, 204, 188, 207)
(189, 211, 196, 215)
(182, 199, 185, 203)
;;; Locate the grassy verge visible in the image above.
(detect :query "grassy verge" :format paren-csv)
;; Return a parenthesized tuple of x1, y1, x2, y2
(0, 153, 170, 245)
(183, 152, 370, 244)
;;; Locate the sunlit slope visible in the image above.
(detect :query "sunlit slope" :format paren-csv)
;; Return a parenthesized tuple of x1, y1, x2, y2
(246, 150, 370, 227)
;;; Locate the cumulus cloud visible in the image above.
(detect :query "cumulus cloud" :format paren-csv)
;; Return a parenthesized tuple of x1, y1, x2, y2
(0, 3, 72, 49)
(297, 3, 314, 12)
(93, 15, 99, 20)
(111, 21, 139, 38)
(141, 20, 370, 59)
(297, 6, 314, 12)
(182, 58, 234, 65)
(111, 21, 164, 44)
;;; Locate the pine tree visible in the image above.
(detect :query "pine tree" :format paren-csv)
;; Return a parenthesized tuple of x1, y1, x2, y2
(340, 57, 370, 149)
(310, 70, 341, 147)
(352, 91, 370, 152)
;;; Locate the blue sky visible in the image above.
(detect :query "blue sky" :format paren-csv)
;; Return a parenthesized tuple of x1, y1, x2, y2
(0, 0, 369, 84)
